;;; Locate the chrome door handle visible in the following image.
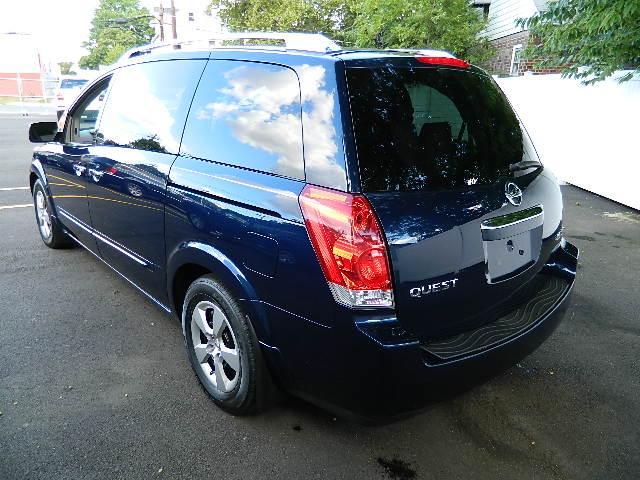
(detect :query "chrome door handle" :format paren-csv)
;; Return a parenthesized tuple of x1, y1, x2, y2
(72, 164, 86, 176)
(88, 168, 104, 182)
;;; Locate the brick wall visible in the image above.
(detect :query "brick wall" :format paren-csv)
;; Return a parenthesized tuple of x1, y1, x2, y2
(480, 30, 565, 76)
(518, 59, 566, 75)
(481, 30, 530, 75)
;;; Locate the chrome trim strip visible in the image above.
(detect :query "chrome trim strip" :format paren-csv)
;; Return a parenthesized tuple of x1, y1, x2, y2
(93, 231, 147, 266)
(67, 233, 171, 313)
(481, 205, 544, 241)
(58, 208, 149, 266)
(58, 207, 92, 231)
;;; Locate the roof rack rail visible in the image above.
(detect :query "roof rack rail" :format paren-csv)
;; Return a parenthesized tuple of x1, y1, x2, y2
(384, 48, 456, 58)
(120, 32, 342, 61)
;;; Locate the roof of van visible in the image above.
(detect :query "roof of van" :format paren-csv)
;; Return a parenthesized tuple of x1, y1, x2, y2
(118, 33, 458, 65)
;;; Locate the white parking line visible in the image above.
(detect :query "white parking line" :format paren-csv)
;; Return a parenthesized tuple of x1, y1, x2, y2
(0, 186, 29, 191)
(0, 204, 32, 210)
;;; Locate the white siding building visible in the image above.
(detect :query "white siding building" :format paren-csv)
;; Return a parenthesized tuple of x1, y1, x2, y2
(473, 0, 553, 75)
(483, 0, 539, 41)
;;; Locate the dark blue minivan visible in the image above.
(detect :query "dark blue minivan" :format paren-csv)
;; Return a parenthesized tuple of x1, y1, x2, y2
(28, 33, 578, 419)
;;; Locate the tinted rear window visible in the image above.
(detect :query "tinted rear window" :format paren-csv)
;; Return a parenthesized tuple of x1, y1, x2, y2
(60, 79, 88, 89)
(346, 67, 539, 192)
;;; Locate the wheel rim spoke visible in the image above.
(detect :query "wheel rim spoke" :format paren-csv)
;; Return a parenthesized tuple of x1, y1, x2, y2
(213, 356, 229, 392)
(190, 300, 240, 394)
(220, 346, 239, 372)
(210, 305, 226, 337)
(193, 304, 213, 337)
(35, 191, 51, 239)
(193, 343, 210, 364)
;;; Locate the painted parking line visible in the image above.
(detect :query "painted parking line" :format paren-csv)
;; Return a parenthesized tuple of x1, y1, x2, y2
(0, 203, 32, 210)
(0, 187, 29, 191)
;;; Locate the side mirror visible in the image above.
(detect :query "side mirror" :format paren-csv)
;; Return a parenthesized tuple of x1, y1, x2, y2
(29, 122, 60, 143)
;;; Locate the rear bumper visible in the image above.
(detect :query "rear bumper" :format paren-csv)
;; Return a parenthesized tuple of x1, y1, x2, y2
(269, 240, 578, 420)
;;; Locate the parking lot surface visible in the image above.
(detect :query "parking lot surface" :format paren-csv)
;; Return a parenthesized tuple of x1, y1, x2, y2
(1, 114, 639, 479)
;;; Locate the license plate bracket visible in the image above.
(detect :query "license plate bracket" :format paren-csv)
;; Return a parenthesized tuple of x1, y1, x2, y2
(481, 205, 544, 284)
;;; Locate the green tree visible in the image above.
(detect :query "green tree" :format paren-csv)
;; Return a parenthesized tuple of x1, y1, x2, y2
(518, 0, 640, 84)
(210, 0, 356, 42)
(348, 0, 493, 63)
(58, 62, 75, 75)
(80, 0, 155, 69)
(210, 0, 491, 63)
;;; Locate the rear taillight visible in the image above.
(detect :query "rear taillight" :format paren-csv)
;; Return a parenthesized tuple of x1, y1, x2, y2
(299, 185, 393, 308)
(56, 90, 64, 101)
(416, 56, 470, 69)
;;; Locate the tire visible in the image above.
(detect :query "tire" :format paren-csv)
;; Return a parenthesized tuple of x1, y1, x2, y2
(32, 179, 72, 249)
(183, 275, 272, 415)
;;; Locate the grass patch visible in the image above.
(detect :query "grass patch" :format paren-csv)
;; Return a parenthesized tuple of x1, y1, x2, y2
(0, 96, 52, 104)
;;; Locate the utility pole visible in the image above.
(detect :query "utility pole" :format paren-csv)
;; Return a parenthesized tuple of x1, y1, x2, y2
(158, 0, 165, 41)
(170, 0, 177, 40)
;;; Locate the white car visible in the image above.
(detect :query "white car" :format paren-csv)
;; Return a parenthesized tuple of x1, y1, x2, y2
(56, 77, 90, 119)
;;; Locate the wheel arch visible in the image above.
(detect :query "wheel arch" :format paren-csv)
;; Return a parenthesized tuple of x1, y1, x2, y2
(167, 241, 271, 343)
(30, 159, 47, 192)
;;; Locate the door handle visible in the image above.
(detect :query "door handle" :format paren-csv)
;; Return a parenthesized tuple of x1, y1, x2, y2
(72, 164, 86, 176)
(88, 168, 104, 182)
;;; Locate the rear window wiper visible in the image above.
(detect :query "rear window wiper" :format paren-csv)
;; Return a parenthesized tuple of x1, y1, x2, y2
(509, 160, 542, 172)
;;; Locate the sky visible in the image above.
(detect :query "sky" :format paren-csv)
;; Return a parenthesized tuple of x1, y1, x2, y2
(0, 0, 162, 65)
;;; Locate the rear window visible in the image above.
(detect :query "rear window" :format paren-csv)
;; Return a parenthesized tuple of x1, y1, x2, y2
(60, 79, 88, 89)
(346, 67, 539, 192)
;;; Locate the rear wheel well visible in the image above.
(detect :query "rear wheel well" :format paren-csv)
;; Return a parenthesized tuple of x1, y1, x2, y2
(172, 263, 212, 319)
(29, 172, 38, 192)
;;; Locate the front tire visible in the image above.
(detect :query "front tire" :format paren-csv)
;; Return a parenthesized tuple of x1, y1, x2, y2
(183, 275, 271, 415)
(32, 179, 72, 249)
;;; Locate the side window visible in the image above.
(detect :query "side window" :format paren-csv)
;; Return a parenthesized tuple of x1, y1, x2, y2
(97, 60, 206, 154)
(67, 80, 110, 144)
(181, 60, 305, 180)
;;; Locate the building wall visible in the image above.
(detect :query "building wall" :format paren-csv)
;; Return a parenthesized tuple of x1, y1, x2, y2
(150, 0, 224, 42)
(0, 33, 52, 98)
(0, 72, 44, 97)
(479, 0, 563, 76)
(483, 0, 538, 41)
(482, 30, 530, 75)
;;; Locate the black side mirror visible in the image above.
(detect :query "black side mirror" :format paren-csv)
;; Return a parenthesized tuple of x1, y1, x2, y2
(29, 122, 59, 143)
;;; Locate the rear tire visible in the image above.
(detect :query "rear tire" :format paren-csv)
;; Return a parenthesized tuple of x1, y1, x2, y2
(183, 275, 272, 415)
(32, 179, 72, 249)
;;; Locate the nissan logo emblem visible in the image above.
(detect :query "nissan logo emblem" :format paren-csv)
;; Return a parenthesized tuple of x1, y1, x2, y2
(505, 182, 523, 206)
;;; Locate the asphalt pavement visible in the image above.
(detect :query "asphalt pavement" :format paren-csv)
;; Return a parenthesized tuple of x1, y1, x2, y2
(0, 115, 639, 479)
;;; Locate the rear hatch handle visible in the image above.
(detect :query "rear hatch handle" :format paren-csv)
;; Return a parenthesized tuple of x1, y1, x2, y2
(481, 205, 544, 241)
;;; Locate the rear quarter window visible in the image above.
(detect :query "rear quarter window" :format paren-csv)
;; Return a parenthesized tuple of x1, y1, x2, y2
(180, 60, 305, 180)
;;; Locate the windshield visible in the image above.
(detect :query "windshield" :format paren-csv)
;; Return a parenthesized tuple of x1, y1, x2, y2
(60, 79, 88, 89)
(346, 67, 540, 192)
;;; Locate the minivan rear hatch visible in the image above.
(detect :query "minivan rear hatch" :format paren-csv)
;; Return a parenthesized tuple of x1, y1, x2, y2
(345, 58, 560, 342)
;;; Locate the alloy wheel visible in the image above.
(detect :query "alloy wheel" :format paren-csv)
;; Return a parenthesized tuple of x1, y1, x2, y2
(35, 190, 52, 241)
(190, 300, 241, 394)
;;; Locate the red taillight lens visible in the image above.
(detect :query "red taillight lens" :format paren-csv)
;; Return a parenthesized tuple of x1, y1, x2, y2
(299, 185, 393, 308)
(56, 90, 64, 101)
(416, 56, 470, 69)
